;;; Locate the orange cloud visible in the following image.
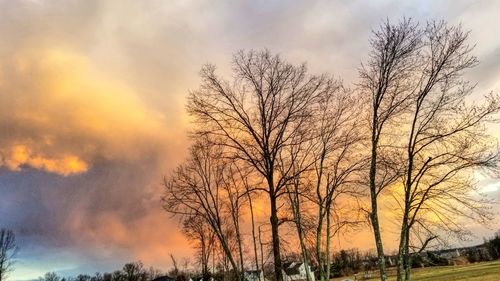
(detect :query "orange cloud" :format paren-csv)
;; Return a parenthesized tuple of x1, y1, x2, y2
(64, 205, 192, 267)
(0, 47, 176, 175)
(2, 144, 87, 176)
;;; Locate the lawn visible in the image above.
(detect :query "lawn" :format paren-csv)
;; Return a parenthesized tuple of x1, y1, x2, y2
(331, 259, 500, 281)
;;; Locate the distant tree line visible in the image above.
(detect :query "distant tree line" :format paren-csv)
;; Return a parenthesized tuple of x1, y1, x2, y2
(35, 262, 163, 281)
(3, 229, 500, 281)
(463, 231, 500, 263)
(485, 231, 500, 260)
(30, 230, 500, 281)
(312, 231, 500, 279)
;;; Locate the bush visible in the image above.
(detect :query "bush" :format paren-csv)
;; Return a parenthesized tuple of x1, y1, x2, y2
(486, 231, 500, 259)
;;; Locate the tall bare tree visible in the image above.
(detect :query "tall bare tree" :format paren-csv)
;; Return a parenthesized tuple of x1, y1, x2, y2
(281, 80, 365, 281)
(0, 229, 17, 281)
(187, 49, 331, 281)
(358, 18, 423, 281)
(389, 21, 500, 281)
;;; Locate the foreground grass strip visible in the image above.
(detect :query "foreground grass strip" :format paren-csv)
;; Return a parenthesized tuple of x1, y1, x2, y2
(332, 260, 500, 281)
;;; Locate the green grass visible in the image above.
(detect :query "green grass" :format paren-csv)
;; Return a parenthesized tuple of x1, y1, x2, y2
(331, 259, 500, 281)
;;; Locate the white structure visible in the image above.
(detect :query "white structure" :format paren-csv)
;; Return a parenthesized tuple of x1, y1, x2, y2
(282, 261, 315, 281)
(244, 270, 265, 281)
(188, 277, 216, 281)
(438, 248, 461, 259)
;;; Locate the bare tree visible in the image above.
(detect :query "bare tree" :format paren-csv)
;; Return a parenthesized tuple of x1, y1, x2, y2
(43, 272, 61, 281)
(0, 229, 18, 281)
(279, 81, 365, 281)
(187, 49, 331, 281)
(358, 18, 423, 281)
(230, 164, 263, 275)
(310, 86, 366, 281)
(163, 139, 241, 278)
(122, 262, 148, 281)
(169, 254, 180, 278)
(222, 163, 249, 275)
(182, 215, 216, 279)
(388, 21, 500, 281)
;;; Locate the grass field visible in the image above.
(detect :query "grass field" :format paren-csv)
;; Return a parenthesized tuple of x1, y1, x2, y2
(331, 259, 500, 281)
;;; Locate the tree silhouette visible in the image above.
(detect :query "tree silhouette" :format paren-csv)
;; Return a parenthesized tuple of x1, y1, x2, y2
(0, 229, 17, 281)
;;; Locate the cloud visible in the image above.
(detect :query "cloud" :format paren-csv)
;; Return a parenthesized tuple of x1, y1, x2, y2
(0, 47, 173, 175)
(2, 144, 87, 176)
(0, 42, 188, 277)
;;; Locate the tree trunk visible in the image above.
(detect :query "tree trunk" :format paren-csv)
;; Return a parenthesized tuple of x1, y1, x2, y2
(325, 206, 332, 281)
(259, 226, 265, 271)
(316, 205, 325, 281)
(297, 218, 313, 281)
(370, 209, 388, 281)
(397, 192, 411, 281)
(290, 186, 312, 281)
(396, 221, 407, 281)
(201, 236, 208, 278)
(404, 229, 411, 281)
(369, 141, 388, 281)
(270, 199, 283, 281)
(270, 192, 283, 281)
(235, 216, 245, 280)
(248, 193, 260, 272)
(398, 148, 414, 281)
(217, 231, 240, 277)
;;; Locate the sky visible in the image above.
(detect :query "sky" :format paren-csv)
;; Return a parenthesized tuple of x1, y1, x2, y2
(1, 0, 500, 280)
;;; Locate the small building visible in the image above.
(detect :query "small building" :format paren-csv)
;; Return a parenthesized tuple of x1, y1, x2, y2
(385, 256, 396, 267)
(438, 248, 461, 259)
(282, 261, 315, 281)
(244, 270, 265, 281)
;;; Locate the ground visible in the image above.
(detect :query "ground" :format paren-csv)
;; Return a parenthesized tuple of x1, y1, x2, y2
(331, 259, 500, 281)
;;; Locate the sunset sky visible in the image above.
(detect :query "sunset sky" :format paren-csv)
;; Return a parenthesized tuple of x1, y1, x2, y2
(2, 0, 500, 280)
